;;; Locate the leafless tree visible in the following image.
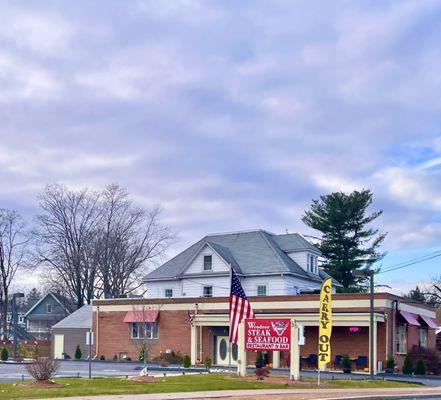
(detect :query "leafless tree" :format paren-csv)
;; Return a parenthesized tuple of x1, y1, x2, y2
(95, 184, 173, 298)
(35, 184, 102, 309)
(0, 209, 30, 337)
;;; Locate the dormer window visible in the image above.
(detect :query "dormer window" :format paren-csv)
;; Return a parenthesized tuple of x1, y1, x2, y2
(203, 255, 212, 271)
(308, 254, 317, 274)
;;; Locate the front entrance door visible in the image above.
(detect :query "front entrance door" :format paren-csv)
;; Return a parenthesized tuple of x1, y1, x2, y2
(53, 334, 64, 359)
(215, 336, 238, 366)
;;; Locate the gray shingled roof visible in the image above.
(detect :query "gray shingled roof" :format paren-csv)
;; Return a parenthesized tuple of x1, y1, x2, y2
(145, 230, 332, 284)
(52, 305, 92, 330)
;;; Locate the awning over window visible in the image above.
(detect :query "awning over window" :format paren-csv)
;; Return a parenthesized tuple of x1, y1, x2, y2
(123, 310, 159, 323)
(399, 310, 421, 326)
(420, 315, 438, 329)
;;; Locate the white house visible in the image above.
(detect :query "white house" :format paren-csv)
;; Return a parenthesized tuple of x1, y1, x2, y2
(143, 229, 339, 299)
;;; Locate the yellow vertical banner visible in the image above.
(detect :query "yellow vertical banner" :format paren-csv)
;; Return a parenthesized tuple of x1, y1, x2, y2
(318, 278, 332, 370)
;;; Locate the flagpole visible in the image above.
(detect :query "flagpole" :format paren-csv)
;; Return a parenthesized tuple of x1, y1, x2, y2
(228, 264, 232, 374)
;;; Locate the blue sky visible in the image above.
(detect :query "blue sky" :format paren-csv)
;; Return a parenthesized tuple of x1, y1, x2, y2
(0, 1, 440, 294)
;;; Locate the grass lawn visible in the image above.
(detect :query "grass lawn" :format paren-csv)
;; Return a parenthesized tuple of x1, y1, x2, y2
(0, 373, 418, 400)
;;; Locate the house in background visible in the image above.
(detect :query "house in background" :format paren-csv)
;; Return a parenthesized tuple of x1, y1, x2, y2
(26, 292, 74, 340)
(52, 305, 92, 359)
(144, 229, 338, 299)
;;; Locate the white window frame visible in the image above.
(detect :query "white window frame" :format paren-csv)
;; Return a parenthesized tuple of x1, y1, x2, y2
(164, 289, 173, 298)
(18, 315, 24, 324)
(419, 327, 428, 348)
(203, 255, 213, 271)
(397, 324, 407, 354)
(203, 285, 213, 298)
(131, 322, 159, 340)
(257, 285, 267, 296)
(47, 304, 53, 314)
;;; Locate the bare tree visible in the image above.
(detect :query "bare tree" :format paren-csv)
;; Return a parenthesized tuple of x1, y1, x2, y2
(0, 209, 30, 337)
(95, 184, 173, 298)
(35, 184, 102, 309)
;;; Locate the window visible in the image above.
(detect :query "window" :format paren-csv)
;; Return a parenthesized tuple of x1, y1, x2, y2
(257, 285, 267, 296)
(203, 286, 213, 297)
(47, 304, 53, 314)
(165, 289, 173, 298)
(131, 322, 159, 339)
(419, 328, 428, 348)
(203, 255, 212, 271)
(308, 255, 318, 274)
(18, 315, 24, 324)
(397, 324, 407, 353)
(6, 314, 11, 323)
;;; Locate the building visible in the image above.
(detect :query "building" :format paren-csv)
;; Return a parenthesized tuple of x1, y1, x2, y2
(25, 292, 73, 340)
(144, 230, 337, 299)
(52, 305, 92, 359)
(92, 293, 437, 372)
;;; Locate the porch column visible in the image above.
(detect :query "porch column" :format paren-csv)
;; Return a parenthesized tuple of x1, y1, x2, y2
(368, 320, 378, 374)
(273, 351, 280, 368)
(190, 323, 197, 365)
(290, 320, 300, 380)
(237, 321, 247, 376)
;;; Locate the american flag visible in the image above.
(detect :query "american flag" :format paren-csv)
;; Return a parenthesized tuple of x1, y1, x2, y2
(229, 269, 254, 343)
(187, 310, 194, 327)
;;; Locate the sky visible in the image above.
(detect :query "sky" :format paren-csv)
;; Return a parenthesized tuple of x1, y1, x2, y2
(0, 0, 440, 294)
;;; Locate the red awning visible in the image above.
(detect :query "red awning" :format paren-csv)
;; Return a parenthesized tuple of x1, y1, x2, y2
(400, 310, 421, 326)
(420, 315, 438, 329)
(123, 310, 159, 323)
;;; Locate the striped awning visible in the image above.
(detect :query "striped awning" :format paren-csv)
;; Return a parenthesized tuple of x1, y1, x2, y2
(123, 310, 158, 323)
(420, 315, 438, 329)
(399, 310, 420, 326)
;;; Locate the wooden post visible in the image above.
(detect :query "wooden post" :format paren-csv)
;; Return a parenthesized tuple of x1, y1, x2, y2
(290, 319, 300, 380)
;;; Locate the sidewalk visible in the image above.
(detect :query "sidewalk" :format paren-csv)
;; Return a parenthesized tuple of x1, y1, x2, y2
(38, 387, 441, 400)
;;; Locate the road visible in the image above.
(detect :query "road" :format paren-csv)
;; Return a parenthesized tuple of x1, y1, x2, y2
(1, 361, 441, 387)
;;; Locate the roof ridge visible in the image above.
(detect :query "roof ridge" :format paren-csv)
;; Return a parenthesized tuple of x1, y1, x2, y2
(206, 229, 274, 237)
(258, 230, 291, 273)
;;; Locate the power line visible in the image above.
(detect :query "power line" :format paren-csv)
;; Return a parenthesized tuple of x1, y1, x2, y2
(380, 249, 441, 272)
(379, 251, 441, 275)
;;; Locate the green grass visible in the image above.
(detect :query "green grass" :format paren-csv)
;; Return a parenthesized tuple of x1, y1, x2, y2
(0, 374, 418, 400)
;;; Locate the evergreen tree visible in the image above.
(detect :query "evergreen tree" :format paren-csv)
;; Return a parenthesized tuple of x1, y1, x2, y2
(74, 345, 82, 360)
(302, 190, 386, 292)
(404, 286, 427, 304)
(415, 359, 426, 375)
(1, 348, 8, 361)
(402, 353, 413, 374)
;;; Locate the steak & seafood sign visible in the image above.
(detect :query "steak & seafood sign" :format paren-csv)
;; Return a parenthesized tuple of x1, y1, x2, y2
(245, 318, 291, 351)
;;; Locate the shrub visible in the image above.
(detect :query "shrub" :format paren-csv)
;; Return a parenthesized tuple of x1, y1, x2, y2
(204, 357, 212, 370)
(26, 357, 60, 381)
(139, 343, 148, 362)
(99, 355, 105, 361)
(126, 357, 132, 361)
(386, 355, 395, 370)
(153, 351, 184, 366)
(409, 346, 441, 375)
(1, 348, 8, 362)
(255, 367, 269, 380)
(403, 353, 413, 374)
(159, 358, 169, 367)
(182, 355, 191, 368)
(74, 345, 82, 360)
(113, 355, 118, 361)
(415, 359, 426, 375)
(255, 352, 265, 368)
(342, 354, 351, 371)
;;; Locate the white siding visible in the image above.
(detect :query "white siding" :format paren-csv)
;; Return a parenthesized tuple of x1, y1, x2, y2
(184, 245, 230, 274)
(182, 276, 229, 298)
(241, 276, 286, 296)
(285, 275, 322, 293)
(287, 251, 308, 270)
(146, 280, 183, 299)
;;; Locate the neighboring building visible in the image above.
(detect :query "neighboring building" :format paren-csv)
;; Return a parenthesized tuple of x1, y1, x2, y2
(52, 305, 92, 359)
(144, 230, 338, 299)
(436, 308, 441, 352)
(92, 293, 437, 372)
(6, 311, 26, 329)
(26, 292, 73, 340)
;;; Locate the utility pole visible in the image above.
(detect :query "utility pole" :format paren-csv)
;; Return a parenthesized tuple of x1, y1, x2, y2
(12, 293, 25, 361)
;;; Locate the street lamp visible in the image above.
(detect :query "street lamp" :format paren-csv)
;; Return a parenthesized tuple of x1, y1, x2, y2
(12, 292, 25, 361)
(352, 269, 374, 380)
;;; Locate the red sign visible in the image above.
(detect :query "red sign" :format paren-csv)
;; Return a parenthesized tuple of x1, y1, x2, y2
(245, 318, 291, 351)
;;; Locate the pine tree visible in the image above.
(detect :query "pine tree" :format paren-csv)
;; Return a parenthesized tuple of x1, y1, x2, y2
(402, 353, 413, 374)
(302, 190, 386, 292)
(1, 348, 8, 361)
(74, 345, 82, 360)
(415, 359, 426, 375)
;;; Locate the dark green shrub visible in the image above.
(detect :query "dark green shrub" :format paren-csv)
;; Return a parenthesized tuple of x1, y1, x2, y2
(204, 357, 212, 370)
(386, 355, 395, 370)
(415, 359, 426, 375)
(1, 348, 8, 361)
(182, 355, 191, 368)
(255, 352, 265, 368)
(342, 354, 351, 372)
(99, 355, 105, 361)
(74, 345, 82, 360)
(403, 353, 413, 374)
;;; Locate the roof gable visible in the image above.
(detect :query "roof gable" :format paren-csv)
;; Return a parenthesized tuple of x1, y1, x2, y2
(25, 292, 71, 317)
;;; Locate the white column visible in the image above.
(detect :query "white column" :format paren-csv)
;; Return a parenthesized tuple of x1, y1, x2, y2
(290, 320, 300, 380)
(190, 323, 197, 365)
(237, 321, 247, 376)
(273, 351, 280, 369)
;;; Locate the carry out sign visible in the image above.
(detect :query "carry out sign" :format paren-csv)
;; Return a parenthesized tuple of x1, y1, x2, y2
(245, 318, 291, 351)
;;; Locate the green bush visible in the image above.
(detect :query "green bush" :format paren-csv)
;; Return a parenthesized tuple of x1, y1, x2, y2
(403, 353, 413, 374)
(415, 359, 426, 375)
(182, 355, 191, 368)
(99, 355, 105, 361)
(1, 348, 8, 361)
(342, 354, 351, 370)
(204, 357, 212, 370)
(386, 354, 395, 370)
(74, 345, 82, 360)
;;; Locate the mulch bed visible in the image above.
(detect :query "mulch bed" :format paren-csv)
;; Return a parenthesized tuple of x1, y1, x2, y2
(228, 375, 317, 387)
(127, 376, 159, 383)
(17, 381, 63, 388)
